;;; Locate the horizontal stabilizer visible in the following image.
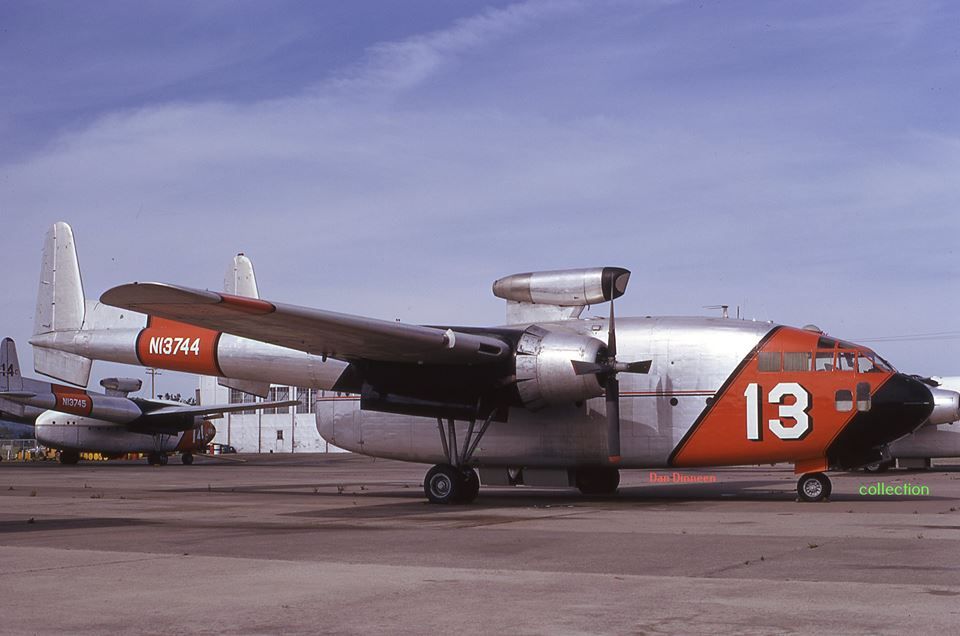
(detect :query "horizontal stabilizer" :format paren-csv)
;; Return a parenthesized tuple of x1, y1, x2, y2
(0, 391, 38, 400)
(33, 346, 92, 387)
(144, 399, 299, 418)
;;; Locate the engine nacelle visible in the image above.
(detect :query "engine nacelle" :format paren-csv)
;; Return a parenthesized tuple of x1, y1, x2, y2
(514, 326, 605, 410)
(493, 267, 630, 306)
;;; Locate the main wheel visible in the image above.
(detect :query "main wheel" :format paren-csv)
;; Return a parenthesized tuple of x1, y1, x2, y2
(424, 464, 463, 504)
(458, 468, 481, 503)
(797, 472, 832, 502)
(181, 453, 194, 465)
(863, 460, 892, 473)
(575, 467, 620, 495)
(59, 450, 80, 465)
(158, 453, 169, 466)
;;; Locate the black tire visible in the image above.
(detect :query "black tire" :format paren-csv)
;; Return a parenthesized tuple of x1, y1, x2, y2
(59, 450, 80, 465)
(424, 464, 463, 504)
(159, 454, 169, 466)
(181, 453, 194, 466)
(797, 472, 831, 502)
(458, 468, 481, 503)
(865, 460, 893, 473)
(575, 467, 620, 495)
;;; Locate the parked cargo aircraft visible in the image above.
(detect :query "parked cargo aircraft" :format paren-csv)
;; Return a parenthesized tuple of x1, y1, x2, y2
(1, 338, 293, 464)
(30, 223, 960, 501)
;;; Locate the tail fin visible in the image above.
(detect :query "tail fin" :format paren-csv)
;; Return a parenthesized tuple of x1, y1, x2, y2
(218, 254, 270, 398)
(0, 338, 25, 417)
(1, 338, 23, 393)
(224, 253, 260, 299)
(31, 222, 93, 386)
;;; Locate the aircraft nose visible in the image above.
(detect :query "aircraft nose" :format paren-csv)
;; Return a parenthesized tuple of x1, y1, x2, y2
(827, 373, 934, 469)
(928, 387, 960, 425)
(868, 373, 935, 440)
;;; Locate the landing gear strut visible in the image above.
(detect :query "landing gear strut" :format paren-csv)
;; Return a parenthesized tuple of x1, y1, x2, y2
(424, 411, 495, 504)
(797, 472, 832, 502)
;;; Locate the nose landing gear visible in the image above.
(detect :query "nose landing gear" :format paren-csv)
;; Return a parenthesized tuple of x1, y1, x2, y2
(797, 472, 832, 502)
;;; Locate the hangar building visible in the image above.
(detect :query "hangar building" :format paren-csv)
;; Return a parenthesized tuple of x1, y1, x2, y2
(198, 377, 348, 453)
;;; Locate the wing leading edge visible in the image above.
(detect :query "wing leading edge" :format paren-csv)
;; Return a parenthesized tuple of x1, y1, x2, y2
(101, 283, 510, 365)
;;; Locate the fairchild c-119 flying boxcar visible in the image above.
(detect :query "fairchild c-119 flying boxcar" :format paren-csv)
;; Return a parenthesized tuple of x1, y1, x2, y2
(29, 223, 960, 501)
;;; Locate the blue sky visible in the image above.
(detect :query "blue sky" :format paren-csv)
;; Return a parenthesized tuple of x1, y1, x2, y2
(1, 0, 959, 397)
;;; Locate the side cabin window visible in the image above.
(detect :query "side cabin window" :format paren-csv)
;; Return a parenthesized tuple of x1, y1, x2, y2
(783, 352, 812, 372)
(758, 351, 781, 372)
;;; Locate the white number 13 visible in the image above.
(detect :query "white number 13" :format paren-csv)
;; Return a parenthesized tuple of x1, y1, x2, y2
(744, 382, 812, 441)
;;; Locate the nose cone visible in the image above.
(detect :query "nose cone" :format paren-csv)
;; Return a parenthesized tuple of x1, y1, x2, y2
(827, 373, 934, 469)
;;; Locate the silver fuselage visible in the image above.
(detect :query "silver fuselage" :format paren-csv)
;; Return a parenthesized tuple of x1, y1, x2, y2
(318, 316, 769, 468)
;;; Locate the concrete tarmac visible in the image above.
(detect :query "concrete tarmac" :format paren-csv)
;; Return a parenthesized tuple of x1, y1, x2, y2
(1, 454, 958, 634)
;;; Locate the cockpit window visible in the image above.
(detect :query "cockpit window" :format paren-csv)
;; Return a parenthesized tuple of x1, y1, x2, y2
(837, 352, 856, 372)
(815, 351, 835, 371)
(857, 354, 877, 373)
(817, 336, 838, 349)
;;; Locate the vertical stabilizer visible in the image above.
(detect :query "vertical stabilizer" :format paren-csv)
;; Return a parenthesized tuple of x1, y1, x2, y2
(35, 222, 85, 335)
(0, 338, 25, 417)
(218, 253, 270, 398)
(1, 338, 23, 393)
(224, 253, 259, 299)
(31, 222, 93, 386)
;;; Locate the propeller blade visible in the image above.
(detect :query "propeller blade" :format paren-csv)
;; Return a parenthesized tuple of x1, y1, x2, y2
(571, 360, 605, 376)
(607, 297, 617, 359)
(619, 360, 652, 374)
(606, 375, 621, 464)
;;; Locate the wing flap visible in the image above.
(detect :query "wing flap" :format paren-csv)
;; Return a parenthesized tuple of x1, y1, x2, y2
(101, 283, 509, 365)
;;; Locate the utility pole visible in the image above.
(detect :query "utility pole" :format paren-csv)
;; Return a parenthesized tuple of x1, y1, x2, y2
(145, 368, 162, 398)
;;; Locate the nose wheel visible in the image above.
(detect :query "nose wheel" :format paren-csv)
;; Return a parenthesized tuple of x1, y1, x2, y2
(797, 472, 832, 502)
(424, 464, 481, 504)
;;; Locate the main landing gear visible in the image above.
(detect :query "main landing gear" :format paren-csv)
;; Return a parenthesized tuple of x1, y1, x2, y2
(424, 412, 495, 504)
(424, 464, 481, 504)
(58, 450, 80, 465)
(181, 452, 194, 465)
(797, 472, 832, 502)
(147, 452, 169, 466)
(574, 466, 620, 495)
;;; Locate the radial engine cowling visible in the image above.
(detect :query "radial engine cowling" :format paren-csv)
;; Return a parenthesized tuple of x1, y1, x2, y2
(514, 326, 605, 410)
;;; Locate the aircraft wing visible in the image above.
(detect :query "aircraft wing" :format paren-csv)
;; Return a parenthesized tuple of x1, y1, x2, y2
(143, 399, 300, 418)
(101, 283, 510, 365)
